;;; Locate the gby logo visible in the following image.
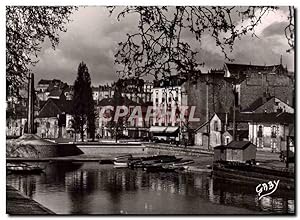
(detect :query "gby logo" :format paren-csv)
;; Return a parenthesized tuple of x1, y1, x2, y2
(256, 180, 280, 200)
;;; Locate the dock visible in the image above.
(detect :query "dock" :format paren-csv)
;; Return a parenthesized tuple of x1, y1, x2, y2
(6, 185, 55, 215)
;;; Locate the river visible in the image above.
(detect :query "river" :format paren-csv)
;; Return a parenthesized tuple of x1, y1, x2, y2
(7, 161, 295, 214)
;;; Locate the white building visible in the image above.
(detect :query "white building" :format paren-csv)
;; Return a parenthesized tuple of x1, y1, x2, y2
(150, 77, 187, 142)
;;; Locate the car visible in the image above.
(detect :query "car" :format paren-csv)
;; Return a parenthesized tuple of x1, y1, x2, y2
(279, 150, 295, 163)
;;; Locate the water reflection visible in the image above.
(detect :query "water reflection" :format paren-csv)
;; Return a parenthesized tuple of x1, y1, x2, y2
(7, 162, 294, 214)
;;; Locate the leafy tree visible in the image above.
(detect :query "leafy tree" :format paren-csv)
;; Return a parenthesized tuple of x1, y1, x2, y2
(108, 80, 126, 143)
(72, 62, 95, 142)
(6, 6, 75, 98)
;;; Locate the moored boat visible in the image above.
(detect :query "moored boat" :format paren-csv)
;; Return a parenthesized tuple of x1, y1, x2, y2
(114, 154, 133, 161)
(171, 159, 194, 168)
(129, 155, 180, 168)
(7, 163, 44, 174)
(113, 160, 128, 167)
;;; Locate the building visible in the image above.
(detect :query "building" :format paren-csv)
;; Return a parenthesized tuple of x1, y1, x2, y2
(183, 71, 235, 131)
(242, 96, 294, 114)
(150, 76, 188, 142)
(6, 103, 28, 137)
(194, 113, 249, 149)
(194, 108, 294, 153)
(214, 141, 256, 163)
(247, 112, 294, 152)
(186, 62, 293, 128)
(97, 96, 152, 139)
(224, 62, 294, 110)
(116, 78, 153, 103)
(98, 84, 114, 101)
(36, 79, 70, 101)
(35, 98, 73, 139)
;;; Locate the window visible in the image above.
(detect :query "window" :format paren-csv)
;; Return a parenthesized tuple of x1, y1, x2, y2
(225, 137, 230, 145)
(257, 125, 263, 137)
(214, 121, 219, 131)
(271, 125, 277, 138)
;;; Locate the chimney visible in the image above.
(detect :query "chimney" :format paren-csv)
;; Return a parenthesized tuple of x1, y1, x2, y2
(27, 73, 35, 134)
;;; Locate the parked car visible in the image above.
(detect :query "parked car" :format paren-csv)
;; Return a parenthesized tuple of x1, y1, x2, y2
(279, 150, 295, 163)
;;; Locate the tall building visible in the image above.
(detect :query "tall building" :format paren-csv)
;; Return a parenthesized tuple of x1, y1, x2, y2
(150, 76, 188, 142)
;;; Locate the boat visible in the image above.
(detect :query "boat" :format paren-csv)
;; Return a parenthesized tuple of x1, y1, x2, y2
(114, 154, 133, 161)
(7, 163, 44, 174)
(113, 160, 128, 167)
(170, 159, 194, 168)
(129, 155, 180, 168)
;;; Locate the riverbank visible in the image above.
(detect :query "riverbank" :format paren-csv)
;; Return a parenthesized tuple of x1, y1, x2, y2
(6, 185, 55, 215)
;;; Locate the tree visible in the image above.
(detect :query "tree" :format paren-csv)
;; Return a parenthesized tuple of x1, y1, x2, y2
(108, 79, 126, 143)
(6, 6, 75, 98)
(109, 6, 294, 145)
(109, 6, 294, 81)
(72, 62, 95, 142)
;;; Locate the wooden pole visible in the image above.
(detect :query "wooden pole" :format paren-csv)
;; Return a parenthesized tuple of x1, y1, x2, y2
(286, 136, 289, 168)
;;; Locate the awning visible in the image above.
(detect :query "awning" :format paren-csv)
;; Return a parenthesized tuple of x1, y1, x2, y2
(165, 126, 179, 133)
(150, 126, 179, 134)
(150, 126, 167, 133)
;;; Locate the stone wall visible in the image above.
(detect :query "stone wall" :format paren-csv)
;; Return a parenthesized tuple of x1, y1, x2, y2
(240, 73, 294, 110)
(185, 75, 234, 130)
(77, 143, 146, 155)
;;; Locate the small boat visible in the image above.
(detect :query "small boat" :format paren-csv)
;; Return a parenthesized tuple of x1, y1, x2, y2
(7, 163, 44, 174)
(130, 155, 180, 168)
(114, 154, 133, 161)
(172, 159, 194, 168)
(113, 160, 128, 167)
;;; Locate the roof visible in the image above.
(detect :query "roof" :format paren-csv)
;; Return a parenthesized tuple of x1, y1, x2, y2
(38, 98, 72, 118)
(214, 112, 294, 124)
(48, 89, 63, 97)
(38, 79, 52, 85)
(215, 141, 255, 150)
(225, 130, 248, 139)
(242, 96, 274, 112)
(153, 75, 187, 88)
(225, 63, 287, 77)
(98, 96, 140, 107)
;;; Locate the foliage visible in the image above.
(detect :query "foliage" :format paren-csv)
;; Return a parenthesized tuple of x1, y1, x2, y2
(72, 62, 96, 141)
(6, 6, 75, 98)
(285, 6, 294, 53)
(109, 6, 294, 81)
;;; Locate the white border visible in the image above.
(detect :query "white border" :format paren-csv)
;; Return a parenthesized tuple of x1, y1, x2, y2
(1, 1, 298, 220)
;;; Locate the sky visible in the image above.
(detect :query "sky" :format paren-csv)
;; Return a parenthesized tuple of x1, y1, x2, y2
(31, 6, 294, 86)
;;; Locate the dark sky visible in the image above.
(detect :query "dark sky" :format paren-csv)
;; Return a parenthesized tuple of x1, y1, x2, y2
(31, 6, 294, 86)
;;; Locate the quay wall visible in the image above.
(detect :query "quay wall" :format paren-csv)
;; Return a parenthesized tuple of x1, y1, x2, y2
(144, 144, 214, 156)
(76, 143, 213, 156)
(77, 143, 146, 155)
